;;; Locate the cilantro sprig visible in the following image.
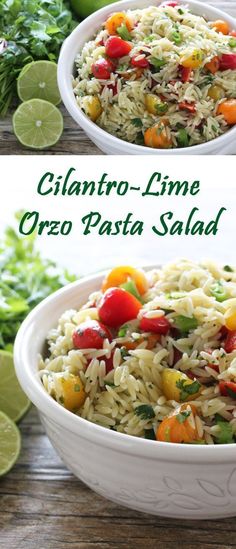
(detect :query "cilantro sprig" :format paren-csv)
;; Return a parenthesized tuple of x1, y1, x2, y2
(176, 379, 201, 401)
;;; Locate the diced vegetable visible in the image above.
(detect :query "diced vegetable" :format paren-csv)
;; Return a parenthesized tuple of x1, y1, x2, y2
(104, 353, 115, 374)
(229, 30, 236, 37)
(134, 404, 155, 420)
(145, 94, 168, 115)
(81, 96, 102, 122)
(102, 266, 148, 295)
(224, 330, 236, 352)
(105, 36, 132, 58)
(177, 128, 189, 147)
(219, 381, 236, 399)
(217, 99, 236, 125)
(179, 101, 196, 113)
(161, 368, 202, 402)
(149, 57, 166, 70)
(210, 281, 228, 302)
(229, 37, 236, 48)
(210, 20, 230, 35)
(174, 315, 198, 333)
(140, 315, 171, 335)
(219, 53, 236, 70)
(98, 288, 142, 328)
(224, 265, 234, 272)
(144, 428, 156, 440)
(214, 414, 234, 444)
(171, 31, 182, 45)
(120, 280, 142, 302)
(144, 120, 172, 149)
(207, 85, 224, 101)
(54, 373, 86, 412)
(161, 1, 179, 6)
(92, 58, 115, 80)
(179, 65, 191, 82)
(205, 55, 220, 73)
(131, 55, 150, 68)
(105, 12, 133, 36)
(180, 50, 203, 69)
(72, 320, 112, 349)
(156, 403, 200, 443)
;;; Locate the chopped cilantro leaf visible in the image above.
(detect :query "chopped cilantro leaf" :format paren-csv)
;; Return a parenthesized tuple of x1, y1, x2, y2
(131, 118, 143, 128)
(118, 324, 128, 337)
(215, 414, 234, 444)
(224, 265, 234, 273)
(144, 428, 156, 440)
(120, 346, 129, 359)
(134, 404, 155, 420)
(176, 379, 201, 402)
(176, 410, 191, 423)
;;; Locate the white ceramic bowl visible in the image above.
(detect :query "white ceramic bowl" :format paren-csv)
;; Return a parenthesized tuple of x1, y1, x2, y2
(57, 0, 236, 155)
(14, 271, 236, 519)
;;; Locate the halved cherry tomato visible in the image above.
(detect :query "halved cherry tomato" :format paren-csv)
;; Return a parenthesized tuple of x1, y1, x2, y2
(219, 380, 236, 398)
(140, 315, 171, 335)
(225, 330, 236, 353)
(72, 320, 112, 349)
(205, 55, 220, 74)
(156, 403, 200, 443)
(105, 36, 132, 58)
(144, 119, 172, 149)
(131, 55, 150, 68)
(179, 65, 191, 82)
(219, 53, 236, 70)
(102, 266, 148, 295)
(92, 58, 115, 80)
(210, 19, 230, 35)
(217, 99, 236, 125)
(179, 101, 196, 113)
(229, 30, 236, 37)
(98, 288, 142, 328)
(161, 1, 178, 6)
(105, 12, 133, 35)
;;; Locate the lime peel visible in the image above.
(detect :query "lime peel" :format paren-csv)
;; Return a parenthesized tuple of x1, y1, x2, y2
(0, 411, 21, 477)
(0, 350, 31, 422)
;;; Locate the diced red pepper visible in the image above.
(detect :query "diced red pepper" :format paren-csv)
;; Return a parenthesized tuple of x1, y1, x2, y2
(220, 326, 228, 339)
(173, 347, 182, 364)
(140, 315, 171, 335)
(219, 380, 236, 399)
(104, 353, 115, 374)
(179, 101, 196, 113)
(105, 36, 132, 58)
(106, 82, 118, 95)
(225, 330, 236, 353)
(179, 65, 192, 83)
(219, 53, 236, 70)
(131, 55, 150, 68)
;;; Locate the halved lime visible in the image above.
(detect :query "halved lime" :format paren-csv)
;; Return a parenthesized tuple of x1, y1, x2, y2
(0, 411, 21, 477)
(13, 99, 63, 150)
(17, 61, 61, 105)
(0, 350, 30, 422)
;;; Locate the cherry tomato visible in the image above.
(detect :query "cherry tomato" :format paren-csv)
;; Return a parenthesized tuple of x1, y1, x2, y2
(102, 265, 148, 295)
(219, 380, 236, 398)
(131, 55, 150, 68)
(173, 347, 182, 364)
(225, 330, 236, 353)
(219, 53, 236, 70)
(104, 353, 115, 373)
(105, 12, 133, 36)
(92, 58, 115, 80)
(179, 101, 196, 113)
(217, 99, 236, 125)
(229, 30, 236, 37)
(210, 20, 230, 35)
(105, 36, 132, 58)
(179, 65, 191, 82)
(98, 288, 142, 328)
(140, 315, 171, 335)
(73, 320, 112, 349)
(205, 55, 220, 74)
(161, 1, 178, 6)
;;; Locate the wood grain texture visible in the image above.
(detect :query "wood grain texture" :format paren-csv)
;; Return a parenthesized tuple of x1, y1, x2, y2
(0, 407, 236, 549)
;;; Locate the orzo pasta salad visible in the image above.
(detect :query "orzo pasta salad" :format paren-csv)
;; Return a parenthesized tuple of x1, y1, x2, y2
(73, 2, 236, 149)
(39, 261, 236, 445)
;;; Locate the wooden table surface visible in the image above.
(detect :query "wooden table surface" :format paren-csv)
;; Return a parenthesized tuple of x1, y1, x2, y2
(0, 406, 236, 549)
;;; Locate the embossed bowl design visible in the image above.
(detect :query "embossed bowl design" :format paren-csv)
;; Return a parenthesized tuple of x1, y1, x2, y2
(14, 272, 236, 519)
(57, 0, 236, 155)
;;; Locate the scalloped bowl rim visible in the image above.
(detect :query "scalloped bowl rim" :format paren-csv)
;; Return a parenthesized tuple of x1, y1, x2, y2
(14, 267, 236, 463)
(57, 0, 236, 155)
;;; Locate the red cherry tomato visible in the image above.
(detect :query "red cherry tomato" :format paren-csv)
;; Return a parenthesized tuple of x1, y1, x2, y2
(179, 101, 196, 113)
(219, 53, 236, 70)
(179, 65, 191, 82)
(107, 82, 118, 95)
(131, 55, 150, 68)
(229, 30, 236, 37)
(98, 288, 142, 328)
(219, 380, 236, 398)
(92, 58, 115, 80)
(104, 353, 115, 373)
(105, 36, 132, 58)
(173, 347, 182, 364)
(225, 330, 236, 353)
(140, 315, 171, 335)
(161, 1, 178, 6)
(72, 320, 112, 349)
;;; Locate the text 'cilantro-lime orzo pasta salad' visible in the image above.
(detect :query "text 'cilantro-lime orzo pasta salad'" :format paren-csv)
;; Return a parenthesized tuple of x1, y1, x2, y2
(39, 261, 236, 445)
(73, 2, 236, 149)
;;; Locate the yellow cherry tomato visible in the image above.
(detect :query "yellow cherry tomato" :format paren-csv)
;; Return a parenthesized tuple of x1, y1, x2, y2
(144, 120, 172, 149)
(161, 368, 202, 402)
(156, 403, 200, 443)
(217, 99, 236, 125)
(225, 312, 236, 331)
(145, 94, 168, 115)
(180, 49, 203, 69)
(102, 265, 148, 295)
(210, 19, 230, 35)
(81, 95, 102, 122)
(207, 85, 225, 101)
(54, 373, 86, 412)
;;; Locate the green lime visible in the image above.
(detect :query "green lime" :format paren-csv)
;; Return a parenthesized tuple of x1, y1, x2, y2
(0, 350, 30, 422)
(70, 0, 118, 18)
(17, 61, 61, 105)
(0, 411, 21, 477)
(13, 99, 63, 150)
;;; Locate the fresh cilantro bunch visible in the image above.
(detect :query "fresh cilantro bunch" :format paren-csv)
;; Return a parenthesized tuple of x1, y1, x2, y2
(0, 214, 76, 350)
(0, 0, 76, 115)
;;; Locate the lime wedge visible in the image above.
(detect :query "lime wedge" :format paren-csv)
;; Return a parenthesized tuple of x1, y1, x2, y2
(17, 61, 61, 105)
(13, 99, 63, 150)
(0, 350, 30, 422)
(0, 411, 21, 477)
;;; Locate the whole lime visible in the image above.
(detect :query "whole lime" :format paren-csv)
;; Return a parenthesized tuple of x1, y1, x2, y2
(70, 0, 118, 18)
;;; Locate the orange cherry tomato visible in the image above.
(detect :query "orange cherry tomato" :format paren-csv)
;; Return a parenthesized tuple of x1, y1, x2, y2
(205, 55, 220, 74)
(105, 12, 133, 35)
(102, 266, 148, 295)
(156, 404, 200, 443)
(210, 19, 230, 35)
(144, 120, 172, 149)
(217, 99, 236, 125)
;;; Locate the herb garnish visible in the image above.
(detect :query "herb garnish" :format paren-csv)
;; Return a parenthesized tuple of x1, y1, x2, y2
(176, 379, 201, 402)
(134, 404, 155, 420)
